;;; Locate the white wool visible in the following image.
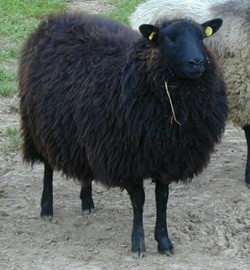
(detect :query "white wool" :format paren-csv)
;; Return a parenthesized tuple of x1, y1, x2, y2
(130, 0, 227, 30)
(130, 0, 250, 127)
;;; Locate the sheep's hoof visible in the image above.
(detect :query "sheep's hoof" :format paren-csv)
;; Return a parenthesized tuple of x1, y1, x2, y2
(82, 208, 95, 215)
(41, 214, 53, 221)
(159, 248, 174, 256)
(131, 241, 146, 259)
(157, 238, 174, 256)
(41, 207, 53, 221)
(132, 251, 146, 259)
(81, 199, 95, 215)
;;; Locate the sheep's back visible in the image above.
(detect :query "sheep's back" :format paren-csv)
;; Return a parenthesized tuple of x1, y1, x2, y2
(19, 12, 139, 93)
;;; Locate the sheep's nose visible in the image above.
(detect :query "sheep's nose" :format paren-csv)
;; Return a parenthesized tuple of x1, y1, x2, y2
(188, 58, 204, 67)
(184, 57, 205, 79)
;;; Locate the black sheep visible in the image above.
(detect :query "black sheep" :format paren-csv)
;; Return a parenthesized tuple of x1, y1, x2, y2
(18, 12, 227, 257)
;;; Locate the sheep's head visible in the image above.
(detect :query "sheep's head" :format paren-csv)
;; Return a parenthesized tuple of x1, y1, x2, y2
(139, 18, 222, 80)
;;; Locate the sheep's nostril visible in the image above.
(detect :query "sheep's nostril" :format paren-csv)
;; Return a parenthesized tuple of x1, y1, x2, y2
(188, 59, 204, 67)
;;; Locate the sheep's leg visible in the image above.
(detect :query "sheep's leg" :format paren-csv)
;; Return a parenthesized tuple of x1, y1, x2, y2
(155, 180, 174, 256)
(243, 125, 250, 188)
(126, 182, 146, 258)
(80, 182, 95, 214)
(41, 162, 53, 221)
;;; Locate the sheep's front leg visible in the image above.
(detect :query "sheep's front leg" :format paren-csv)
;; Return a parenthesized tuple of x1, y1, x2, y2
(41, 162, 53, 221)
(126, 182, 146, 258)
(155, 180, 174, 255)
(80, 182, 95, 214)
(244, 125, 250, 188)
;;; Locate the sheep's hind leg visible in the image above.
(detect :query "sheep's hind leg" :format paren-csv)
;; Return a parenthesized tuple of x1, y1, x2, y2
(80, 182, 95, 214)
(126, 182, 146, 258)
(243, 125, 250, 188)
(155, 180, 174, 256)
(41, 162, 53, 221)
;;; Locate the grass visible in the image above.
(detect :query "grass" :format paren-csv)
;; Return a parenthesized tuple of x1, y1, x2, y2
(4, 127, 22, 153)
(0, 69, 17, 96)
(0, 0, 66, 97)
(0, 47, 17, 62)
(107, 0, 144, 24)
(0, 0, 66, 43)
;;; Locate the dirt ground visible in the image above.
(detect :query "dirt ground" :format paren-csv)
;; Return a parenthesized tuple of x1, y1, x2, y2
(0, 1, 249, 269)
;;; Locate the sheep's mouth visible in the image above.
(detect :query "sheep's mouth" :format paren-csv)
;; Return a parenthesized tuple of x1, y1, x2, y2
(181, 70, 204, 80)
(172, 67, 204, 80)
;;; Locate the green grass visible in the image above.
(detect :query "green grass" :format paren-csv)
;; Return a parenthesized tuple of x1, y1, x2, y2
(0, 47, 17, 61)
(0, 0, 66, 43)
(0, 69, 17, 96)
(107, 0, 144, 24)
(0, 0, 66, 96)
(4, 127, 22, 153)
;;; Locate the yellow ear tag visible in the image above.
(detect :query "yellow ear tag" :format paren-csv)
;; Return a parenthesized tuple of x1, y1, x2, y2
(205, 26, 213, 37)
(148, 31, 156, 41)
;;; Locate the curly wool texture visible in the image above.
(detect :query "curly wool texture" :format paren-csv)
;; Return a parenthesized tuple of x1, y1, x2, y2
(130, 0, 250, 127)
(19, 12, 227, 187)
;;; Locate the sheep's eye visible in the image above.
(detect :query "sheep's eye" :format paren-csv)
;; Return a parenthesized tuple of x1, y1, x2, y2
(166, 34, 176, 43)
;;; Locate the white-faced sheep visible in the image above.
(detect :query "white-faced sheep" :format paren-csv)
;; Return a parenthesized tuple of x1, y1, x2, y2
(130, 0, 250, 187)
(18, 11, 227, 257)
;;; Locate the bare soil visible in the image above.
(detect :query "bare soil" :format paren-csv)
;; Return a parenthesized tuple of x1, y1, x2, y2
(0, 1, 249, 269)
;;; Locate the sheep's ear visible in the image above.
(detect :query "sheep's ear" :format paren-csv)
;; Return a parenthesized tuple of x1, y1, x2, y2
(202, 18, 223, 37)
(139, 24, 159, 43)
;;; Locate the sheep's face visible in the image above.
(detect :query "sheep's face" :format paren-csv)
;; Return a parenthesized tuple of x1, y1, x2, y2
(139, 18, 223, 80)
